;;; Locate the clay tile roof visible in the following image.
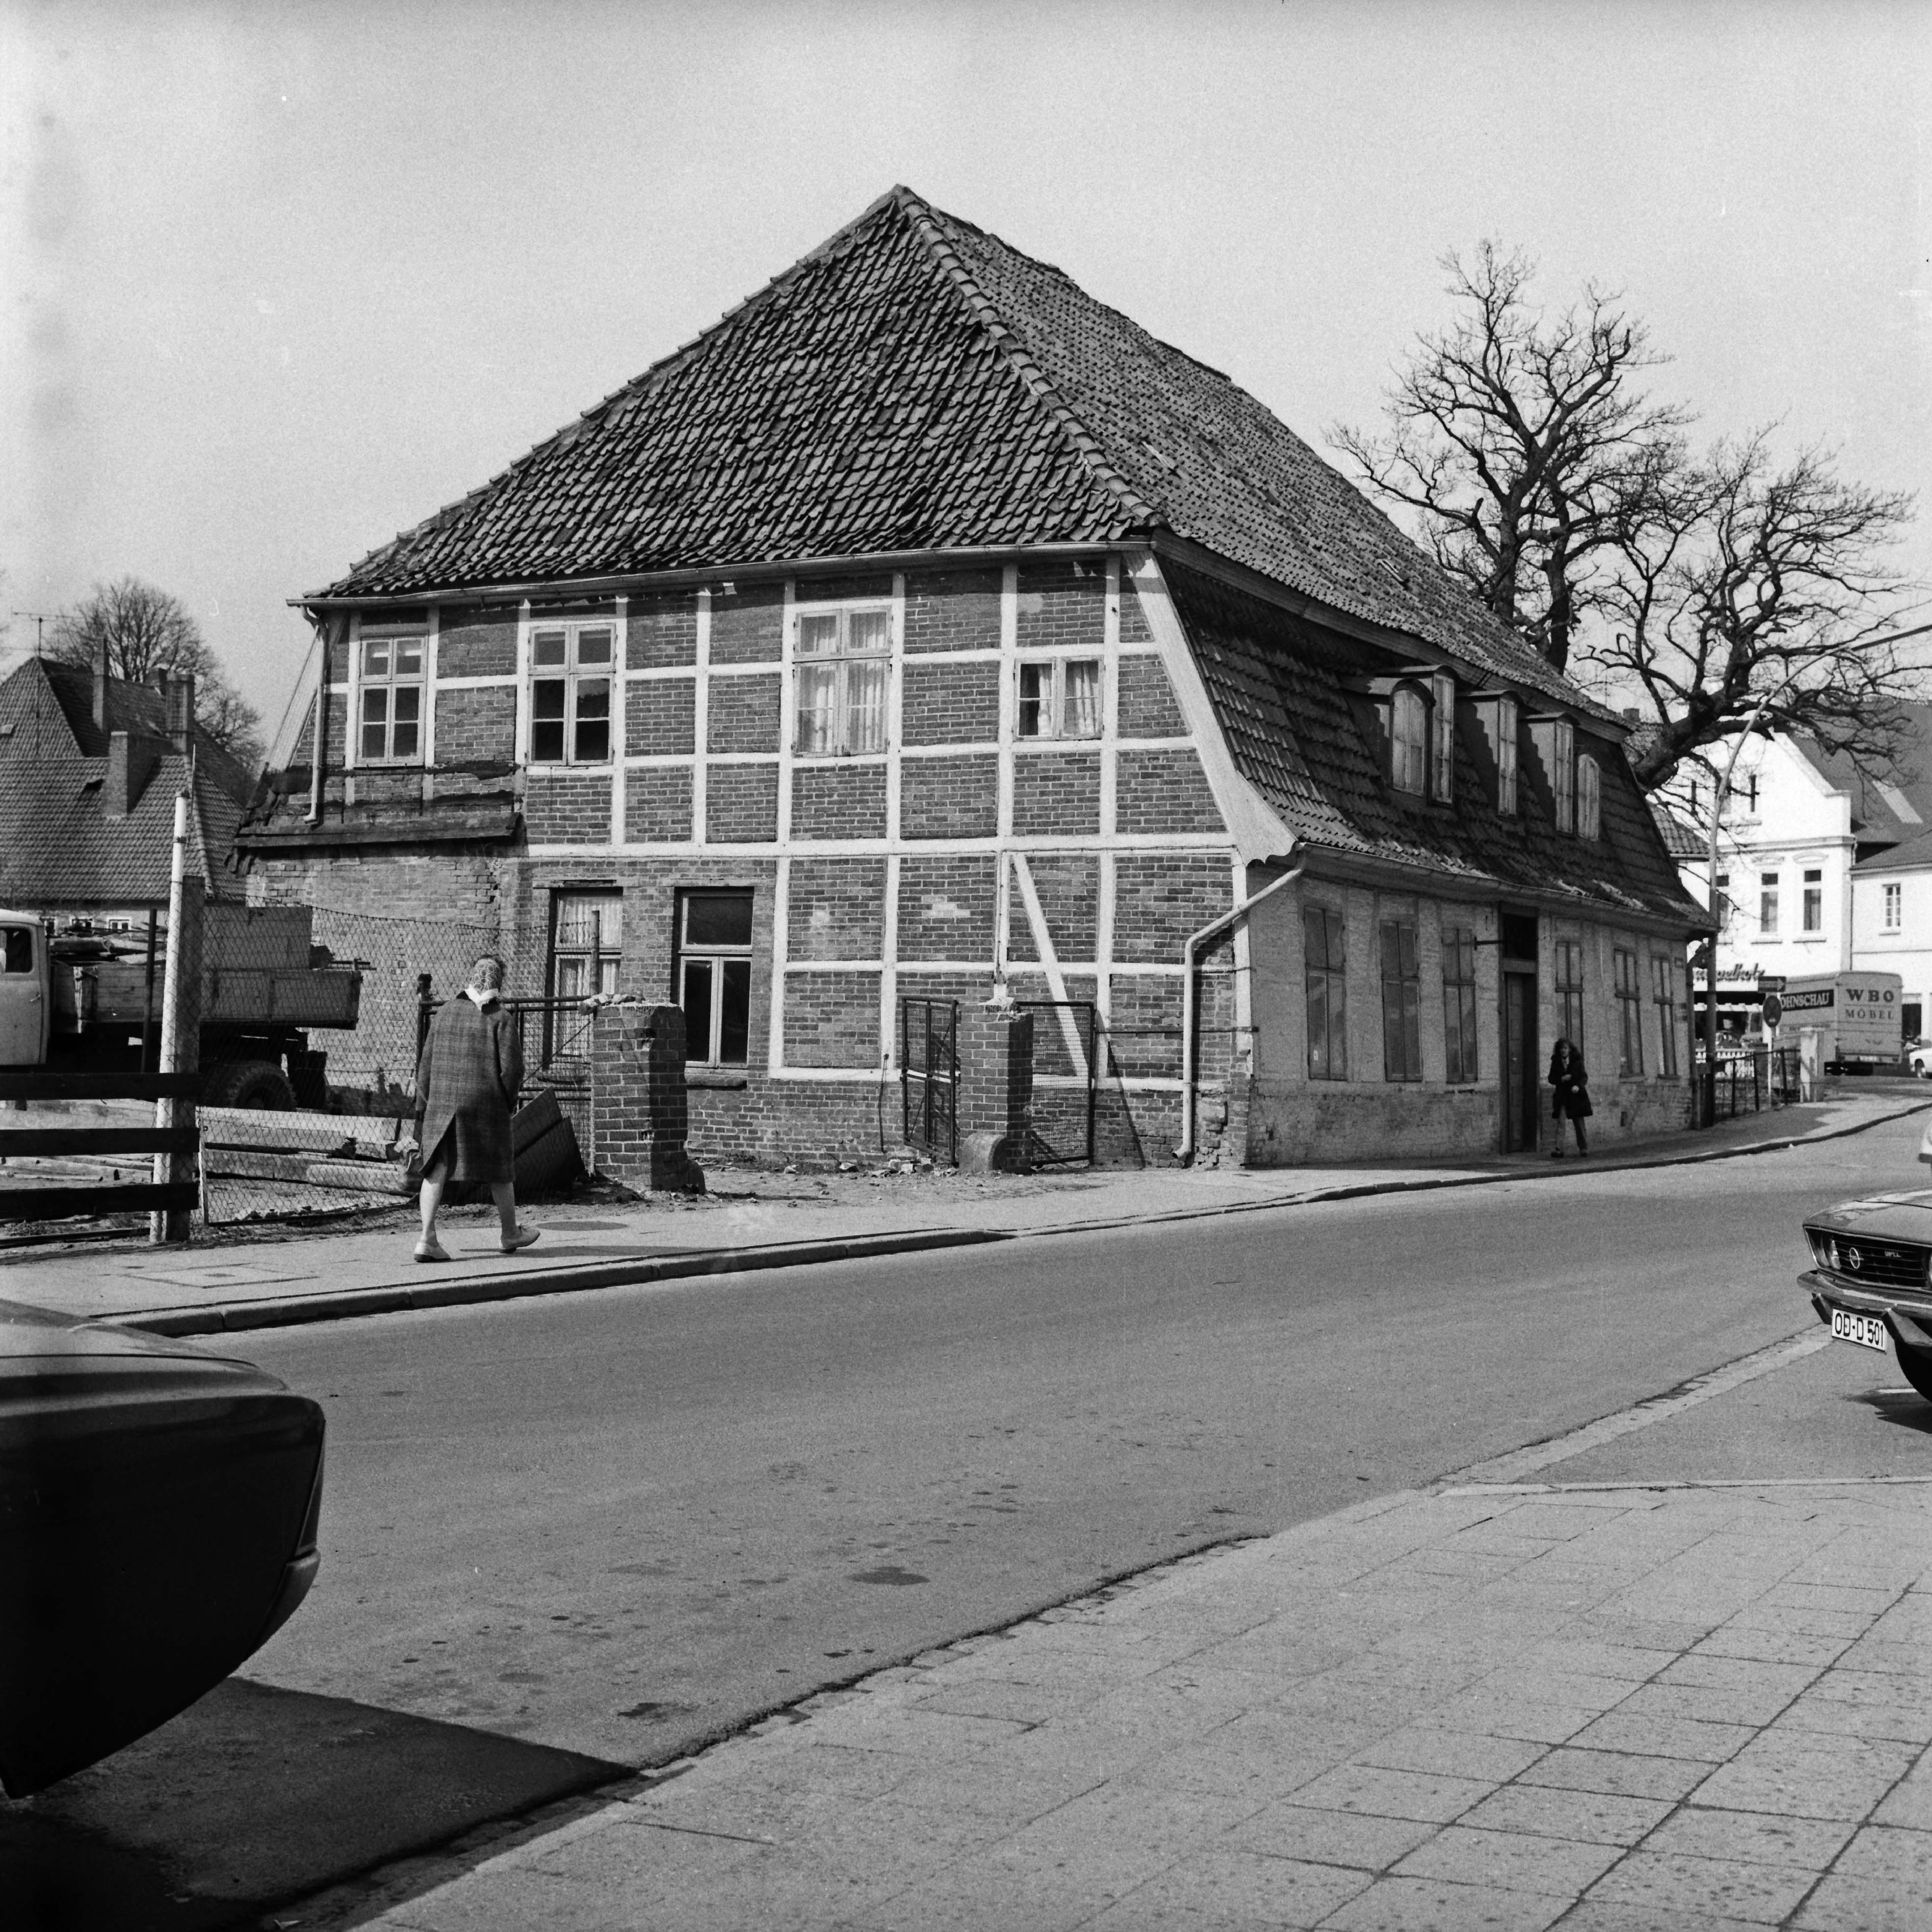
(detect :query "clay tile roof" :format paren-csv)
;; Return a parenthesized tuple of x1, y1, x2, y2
(311, 187, 1605, 718)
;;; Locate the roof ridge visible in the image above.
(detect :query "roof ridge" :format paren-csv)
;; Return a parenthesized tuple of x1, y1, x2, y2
(890, 186, 1163, 531)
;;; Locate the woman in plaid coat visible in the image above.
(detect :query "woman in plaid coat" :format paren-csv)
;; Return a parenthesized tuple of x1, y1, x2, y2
(410, 954, 538, 1262)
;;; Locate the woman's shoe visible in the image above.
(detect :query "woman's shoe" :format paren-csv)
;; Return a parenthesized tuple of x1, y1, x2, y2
(501, 1225, 541, 1254)
(414, 1236, 451, 1263)
(1550, 1148, 1564, 1159)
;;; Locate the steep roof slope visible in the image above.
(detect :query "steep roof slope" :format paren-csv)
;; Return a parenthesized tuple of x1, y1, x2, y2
(1788, 704, 1932, 848)
(316, 187, 1596, 715)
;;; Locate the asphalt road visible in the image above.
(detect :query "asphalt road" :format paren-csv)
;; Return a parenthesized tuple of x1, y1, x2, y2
(237, 1117, 1931, 1773)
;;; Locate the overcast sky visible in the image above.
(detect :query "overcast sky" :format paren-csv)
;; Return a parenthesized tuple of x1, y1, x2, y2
(5, 0, 1928, 759)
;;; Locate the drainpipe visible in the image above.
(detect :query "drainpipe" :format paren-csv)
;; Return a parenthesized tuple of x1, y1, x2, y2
(1175, 849, 1305, 1164)
(307, 614, 330, 825)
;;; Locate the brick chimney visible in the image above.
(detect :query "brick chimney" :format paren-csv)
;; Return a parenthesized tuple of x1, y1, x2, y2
(164, 672, 195, 755)
(93, 639, 109, 729)
(104, 730, 161, 819)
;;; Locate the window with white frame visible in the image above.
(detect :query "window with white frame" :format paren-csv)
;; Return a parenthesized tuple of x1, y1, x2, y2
(1716, 871, 1735, 933)
(676, 890, 753, 1066)
(1390, 686, 1427, 795)
(1577, 753, 1601, 840)
(1017, 657, 1101, 741)
(795, 604, 889, 756)
(1802, 868, 1823, 932)
(550, 892, 622, 1001)
(1885, 882, 1903, 930)
(529, 621, 613, 764)
(1760, 871, 1780, 936)
(1431, 673, 1455, 801)
(359, 636, 424, 764)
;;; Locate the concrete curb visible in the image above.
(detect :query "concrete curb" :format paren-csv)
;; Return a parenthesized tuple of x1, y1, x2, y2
(112, 1096, 1932, 1339)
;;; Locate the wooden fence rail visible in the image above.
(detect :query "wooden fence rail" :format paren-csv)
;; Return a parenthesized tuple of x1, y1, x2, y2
(0, 1067, 201, 1224)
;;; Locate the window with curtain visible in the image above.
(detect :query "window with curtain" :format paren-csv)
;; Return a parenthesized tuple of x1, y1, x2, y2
(1017, 658, 1101, 740)
(550, 892, 623, 1001)
(1380, 919, 1422, 1081)
(529, 621, 613, 764)
(1304, 904, 1348, 1080)
(360, 636, 424, 764)
(794, 604, 890, 757)
(1651, 953, 1680, 1077)
(1577, 754, 1601, 839)
(1555, 939, 1585, 1055)
(1614, 947, 1644, 1077)
(1390, 687, 1427, 794)
(1443, 923, 1479, 1084)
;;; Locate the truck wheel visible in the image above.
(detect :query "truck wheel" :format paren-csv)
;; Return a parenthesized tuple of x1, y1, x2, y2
(203, 1060, 297, 1112)
(1895, 1347, 1932, 1404)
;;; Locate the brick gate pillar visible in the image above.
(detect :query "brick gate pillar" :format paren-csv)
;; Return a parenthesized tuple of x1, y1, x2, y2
(590, 1003, 706, 1194)
(956, 1002, 1033, 1172)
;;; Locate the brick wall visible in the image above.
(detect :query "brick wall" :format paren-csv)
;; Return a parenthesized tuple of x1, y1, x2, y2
(626, 768, 692, 842)
(1007, 852, 1099, 961)
(525, 769, 611, 844)
(627, 590, 698, 669)
(902, 659, 999, 745)
(1118, 654, 1186, 736)
(435, 685, 516, 763)
(783, 970, 882, 1067)
(588, 1004, 704, 1193)
(438, 607, 518, 677)
(1116, 748, 1223, 835)
(709, 582, 784, 664)
(1016, 558, 1105, 651)
(1012, 750, 1100, 836)
(707, 673, 781, 753)
(626, 677, 695, 756)
(904, 565, 1003, 654)
(791, 856, 886, 959)
(1112, 853, 1231, 961)
(898, 853, 997, 959)
(901, 755, 997, 838)
(792, 763, 887, 840)
(706, 762, 779, 841)
(1120, 582, 1154, 645)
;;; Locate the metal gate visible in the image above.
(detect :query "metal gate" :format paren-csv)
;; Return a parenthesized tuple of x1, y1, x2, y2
(899, 998, 959, 1163)
(1018, 999, 1099, 1168)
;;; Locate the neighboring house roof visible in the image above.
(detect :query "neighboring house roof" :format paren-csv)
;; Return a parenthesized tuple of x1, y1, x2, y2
(311, 186, 1608, 722)
(1167, 564, 1704, 926)
(1648, 798, 1706, 863)
(0, 658, 246, 907)
(1784, 706, 1932, 847)
(1855, 826, 1932, 875)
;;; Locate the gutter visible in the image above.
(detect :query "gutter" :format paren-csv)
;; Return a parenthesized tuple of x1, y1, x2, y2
(1175, 851, 1305, 1164)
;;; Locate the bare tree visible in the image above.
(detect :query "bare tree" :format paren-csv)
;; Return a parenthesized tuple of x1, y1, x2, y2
(1595, 436, 1925, 791)
(1333, 242, 1691, 673)
(52, 577, 264, 768)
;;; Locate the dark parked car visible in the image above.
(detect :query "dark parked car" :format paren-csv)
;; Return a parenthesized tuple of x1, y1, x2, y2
(1800, 1189, 1932, 1402)
(0, 1298, 323, 1797)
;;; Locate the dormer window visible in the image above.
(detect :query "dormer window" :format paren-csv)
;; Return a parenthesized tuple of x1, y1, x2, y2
(1390, 686, 1428, 795)
(1529, 715, 1577, 832)
(1471, 692, 1518, 814)
(1577, 752, 1601, 840)
(1431, 673, 1455, 802)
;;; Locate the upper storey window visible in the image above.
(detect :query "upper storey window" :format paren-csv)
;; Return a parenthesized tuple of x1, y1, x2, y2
(360, 636, 423, 764)
(1018, 657, 1101, 741)
(1390, 687, 1428, 795)
(1431, 673, 1456, 801)
(1577, 752, 1602, 840)
(530, 621, 613, 765)
(795, 604, 889, 757)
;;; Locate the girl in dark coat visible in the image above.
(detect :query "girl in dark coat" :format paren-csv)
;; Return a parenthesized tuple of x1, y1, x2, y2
(408, 954, 538, 1262)
(1548, 1037, 1592, 1157)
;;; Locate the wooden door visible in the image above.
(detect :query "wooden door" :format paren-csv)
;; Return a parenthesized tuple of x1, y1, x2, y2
(1503, 970, 1537, 1153)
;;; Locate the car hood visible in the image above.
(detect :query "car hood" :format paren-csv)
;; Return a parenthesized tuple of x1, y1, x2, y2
(1805, 1193, 1932, 1243)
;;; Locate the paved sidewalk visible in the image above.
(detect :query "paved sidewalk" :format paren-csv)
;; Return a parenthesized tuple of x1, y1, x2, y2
(352, 1477, 1932, 1932)
(3, 1090, 1926, 1337)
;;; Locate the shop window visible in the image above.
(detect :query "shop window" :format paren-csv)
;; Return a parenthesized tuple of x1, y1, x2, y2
(795, 604, 889, 756)
(1577, 754, 1601, 840)
(1380, 919, 1422, 1082)
(1554, 939, 1584, 1056)
(529, 621, 613, 764)
(1303, 904, 1348, 1080)
(1760, 872, 1780, 935)
(677, 890, 753, 1066)
(359, 636, 424, 764)
(1018, 658, 1101, 740)
(1614, 946, 1644, 1077)
(1652, 954, 1680, 1077)
(1443, 923, 1479, 1084)
(1803, 869, 1823, 932)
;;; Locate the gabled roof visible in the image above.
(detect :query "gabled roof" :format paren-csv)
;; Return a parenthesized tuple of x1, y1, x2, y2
(313, 186, 1604, 719)
(1648, 798, 1706, 862)
(1786, 706, 1932, 847)
(1166, 562, 1704, 927)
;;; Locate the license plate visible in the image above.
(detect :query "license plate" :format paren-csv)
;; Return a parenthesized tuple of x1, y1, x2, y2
(1830, 1308, 1891, 1352)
